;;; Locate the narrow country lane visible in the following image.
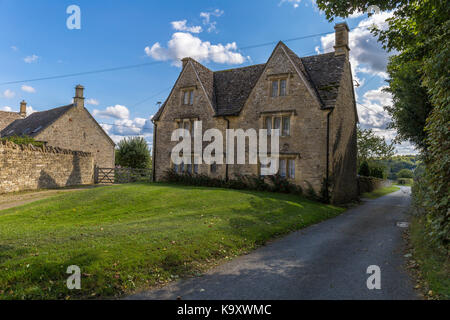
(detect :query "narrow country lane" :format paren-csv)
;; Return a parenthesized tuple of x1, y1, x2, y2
(128, 186, 420, 300)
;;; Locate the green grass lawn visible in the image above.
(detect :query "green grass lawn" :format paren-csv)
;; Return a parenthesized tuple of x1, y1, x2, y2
(361, 186, 401, 199)
(0, 183, 344, 300)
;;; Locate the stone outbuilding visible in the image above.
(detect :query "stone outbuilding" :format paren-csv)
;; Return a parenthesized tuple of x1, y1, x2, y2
(0, 85, 115, 168)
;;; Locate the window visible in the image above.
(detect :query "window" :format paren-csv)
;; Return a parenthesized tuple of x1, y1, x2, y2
(182, 89, 194, 105)
(173, 155, 199, 174)
(259, 161, 270, 176)
(264, 115, 291, 136)
(271, 78, 288, 97)
(279, 159, 287, 178)
(210, 162, 217, 173)
(276, 158, 295, 179)
(177, 120, 196, 137)
(274, 117, 281, 131)
(282, 116, 290, 136)
(271, 80, 279, 97)
(183, 121, 190, 137)
(280, 79, 287, 96)
(265, 117, 272, 135)
(288, 159, 295, 179)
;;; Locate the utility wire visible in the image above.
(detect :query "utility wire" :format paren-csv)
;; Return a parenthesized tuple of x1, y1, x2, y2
(0, 61, 164, 86)
(0, 30, 345, 87)
(0, 23, 376, 87)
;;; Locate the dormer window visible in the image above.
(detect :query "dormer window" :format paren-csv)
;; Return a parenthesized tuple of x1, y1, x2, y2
(270, 77, 288, 97)
(182, 88, 194, 105)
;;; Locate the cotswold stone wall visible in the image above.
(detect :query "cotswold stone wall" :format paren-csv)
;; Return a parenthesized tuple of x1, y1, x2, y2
(358, 176, 392, 194)
(0, 141, 94, 194)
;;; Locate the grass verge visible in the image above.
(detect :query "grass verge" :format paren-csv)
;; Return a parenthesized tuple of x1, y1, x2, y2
(0, 183, 344, 300)
(361, 185, 400, 199)
(409, 217, 450, 299)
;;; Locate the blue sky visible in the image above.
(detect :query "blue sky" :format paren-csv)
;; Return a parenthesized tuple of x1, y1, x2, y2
(0, 0, 416, 154)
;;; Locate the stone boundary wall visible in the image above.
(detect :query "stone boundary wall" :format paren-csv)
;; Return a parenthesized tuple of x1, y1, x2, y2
(357, 176, 392, 194)
(0, 140, 94, 194)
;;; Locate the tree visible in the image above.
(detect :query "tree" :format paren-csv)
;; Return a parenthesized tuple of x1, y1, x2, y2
(370, 166, 385, 179)
(397, 168, 413, 179)
(316, 0, 449, 252)
(359, 161, 370, 177)
(115, 137, 151, 169)
(357, 127, 394, 166)
(384, 58, 433, 149)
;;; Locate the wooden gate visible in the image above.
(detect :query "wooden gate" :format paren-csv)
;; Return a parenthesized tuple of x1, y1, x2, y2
(96, 167, 152, 184)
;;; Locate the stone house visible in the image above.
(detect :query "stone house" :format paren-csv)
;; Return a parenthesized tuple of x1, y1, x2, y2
(152, 23, 358, 203)
(0, 85, 115, 168)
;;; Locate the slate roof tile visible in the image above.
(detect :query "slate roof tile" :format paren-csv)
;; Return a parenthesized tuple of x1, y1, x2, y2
(153, 43, 348, 120)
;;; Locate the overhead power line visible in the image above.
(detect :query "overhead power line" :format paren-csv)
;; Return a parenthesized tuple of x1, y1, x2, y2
(0, 29, 344, 87)
(0, 61, 164, 86)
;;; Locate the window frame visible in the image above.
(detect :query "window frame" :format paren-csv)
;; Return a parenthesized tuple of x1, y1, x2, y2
(263, 114, 292, 137)
(259, 157, 297, 180)
(282, 116, 290, 136)
(269, 76, 289, 97)
(181, 87, 195, 106)
(288, 159, 295, 179)
(279, 159, 287, 178)
(172, 153, 201, 175)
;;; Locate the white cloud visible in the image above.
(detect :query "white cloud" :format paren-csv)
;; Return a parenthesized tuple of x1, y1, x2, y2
(318, 12, 394, 79)
(86, 98, 100, 106)
(145, 32, 246, 66)
(0, 105, 35, 115)
(2, 89, 15, 99)
(26, 105, 35, 115)
(21, 85, 36, 93)
(357, 86, 392, 129)
(93, 104, 130, 120)
(94, 104, 154, 145)
(200, 9, 224, 32)
(11, 46, 18, 51)
(357, 85, 418, 155)
(279, 0, 302, 8)
(171, 20, 203, 34)
(24, 54, 39, 63)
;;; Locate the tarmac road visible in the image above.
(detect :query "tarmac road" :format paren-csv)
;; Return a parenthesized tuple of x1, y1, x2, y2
(128, 186, 420, 300)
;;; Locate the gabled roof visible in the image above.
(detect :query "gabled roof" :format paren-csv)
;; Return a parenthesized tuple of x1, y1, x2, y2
(0, 111, 24, 132)
(214, 64, 266, 116)
(301, 52, 347, 108)
(153, 42, 348, 120)
(1, 104, 73, 137)
(0, 104, 115, 146)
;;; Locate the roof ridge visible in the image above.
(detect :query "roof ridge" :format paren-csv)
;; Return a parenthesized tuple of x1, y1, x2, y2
(300, 51, 335, 59)
(214, 63, 266, 73)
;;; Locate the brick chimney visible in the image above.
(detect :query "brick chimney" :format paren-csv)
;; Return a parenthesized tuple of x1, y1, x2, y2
(19, 100, 27, 117)
(334, 22, 350, 57)
(74, 84, 85, 108)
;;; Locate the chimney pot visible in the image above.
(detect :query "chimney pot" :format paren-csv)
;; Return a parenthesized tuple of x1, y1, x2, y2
(20, 100, 27, 117)
(74, 84, 85, 108)
(334, 22, 350, 57)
